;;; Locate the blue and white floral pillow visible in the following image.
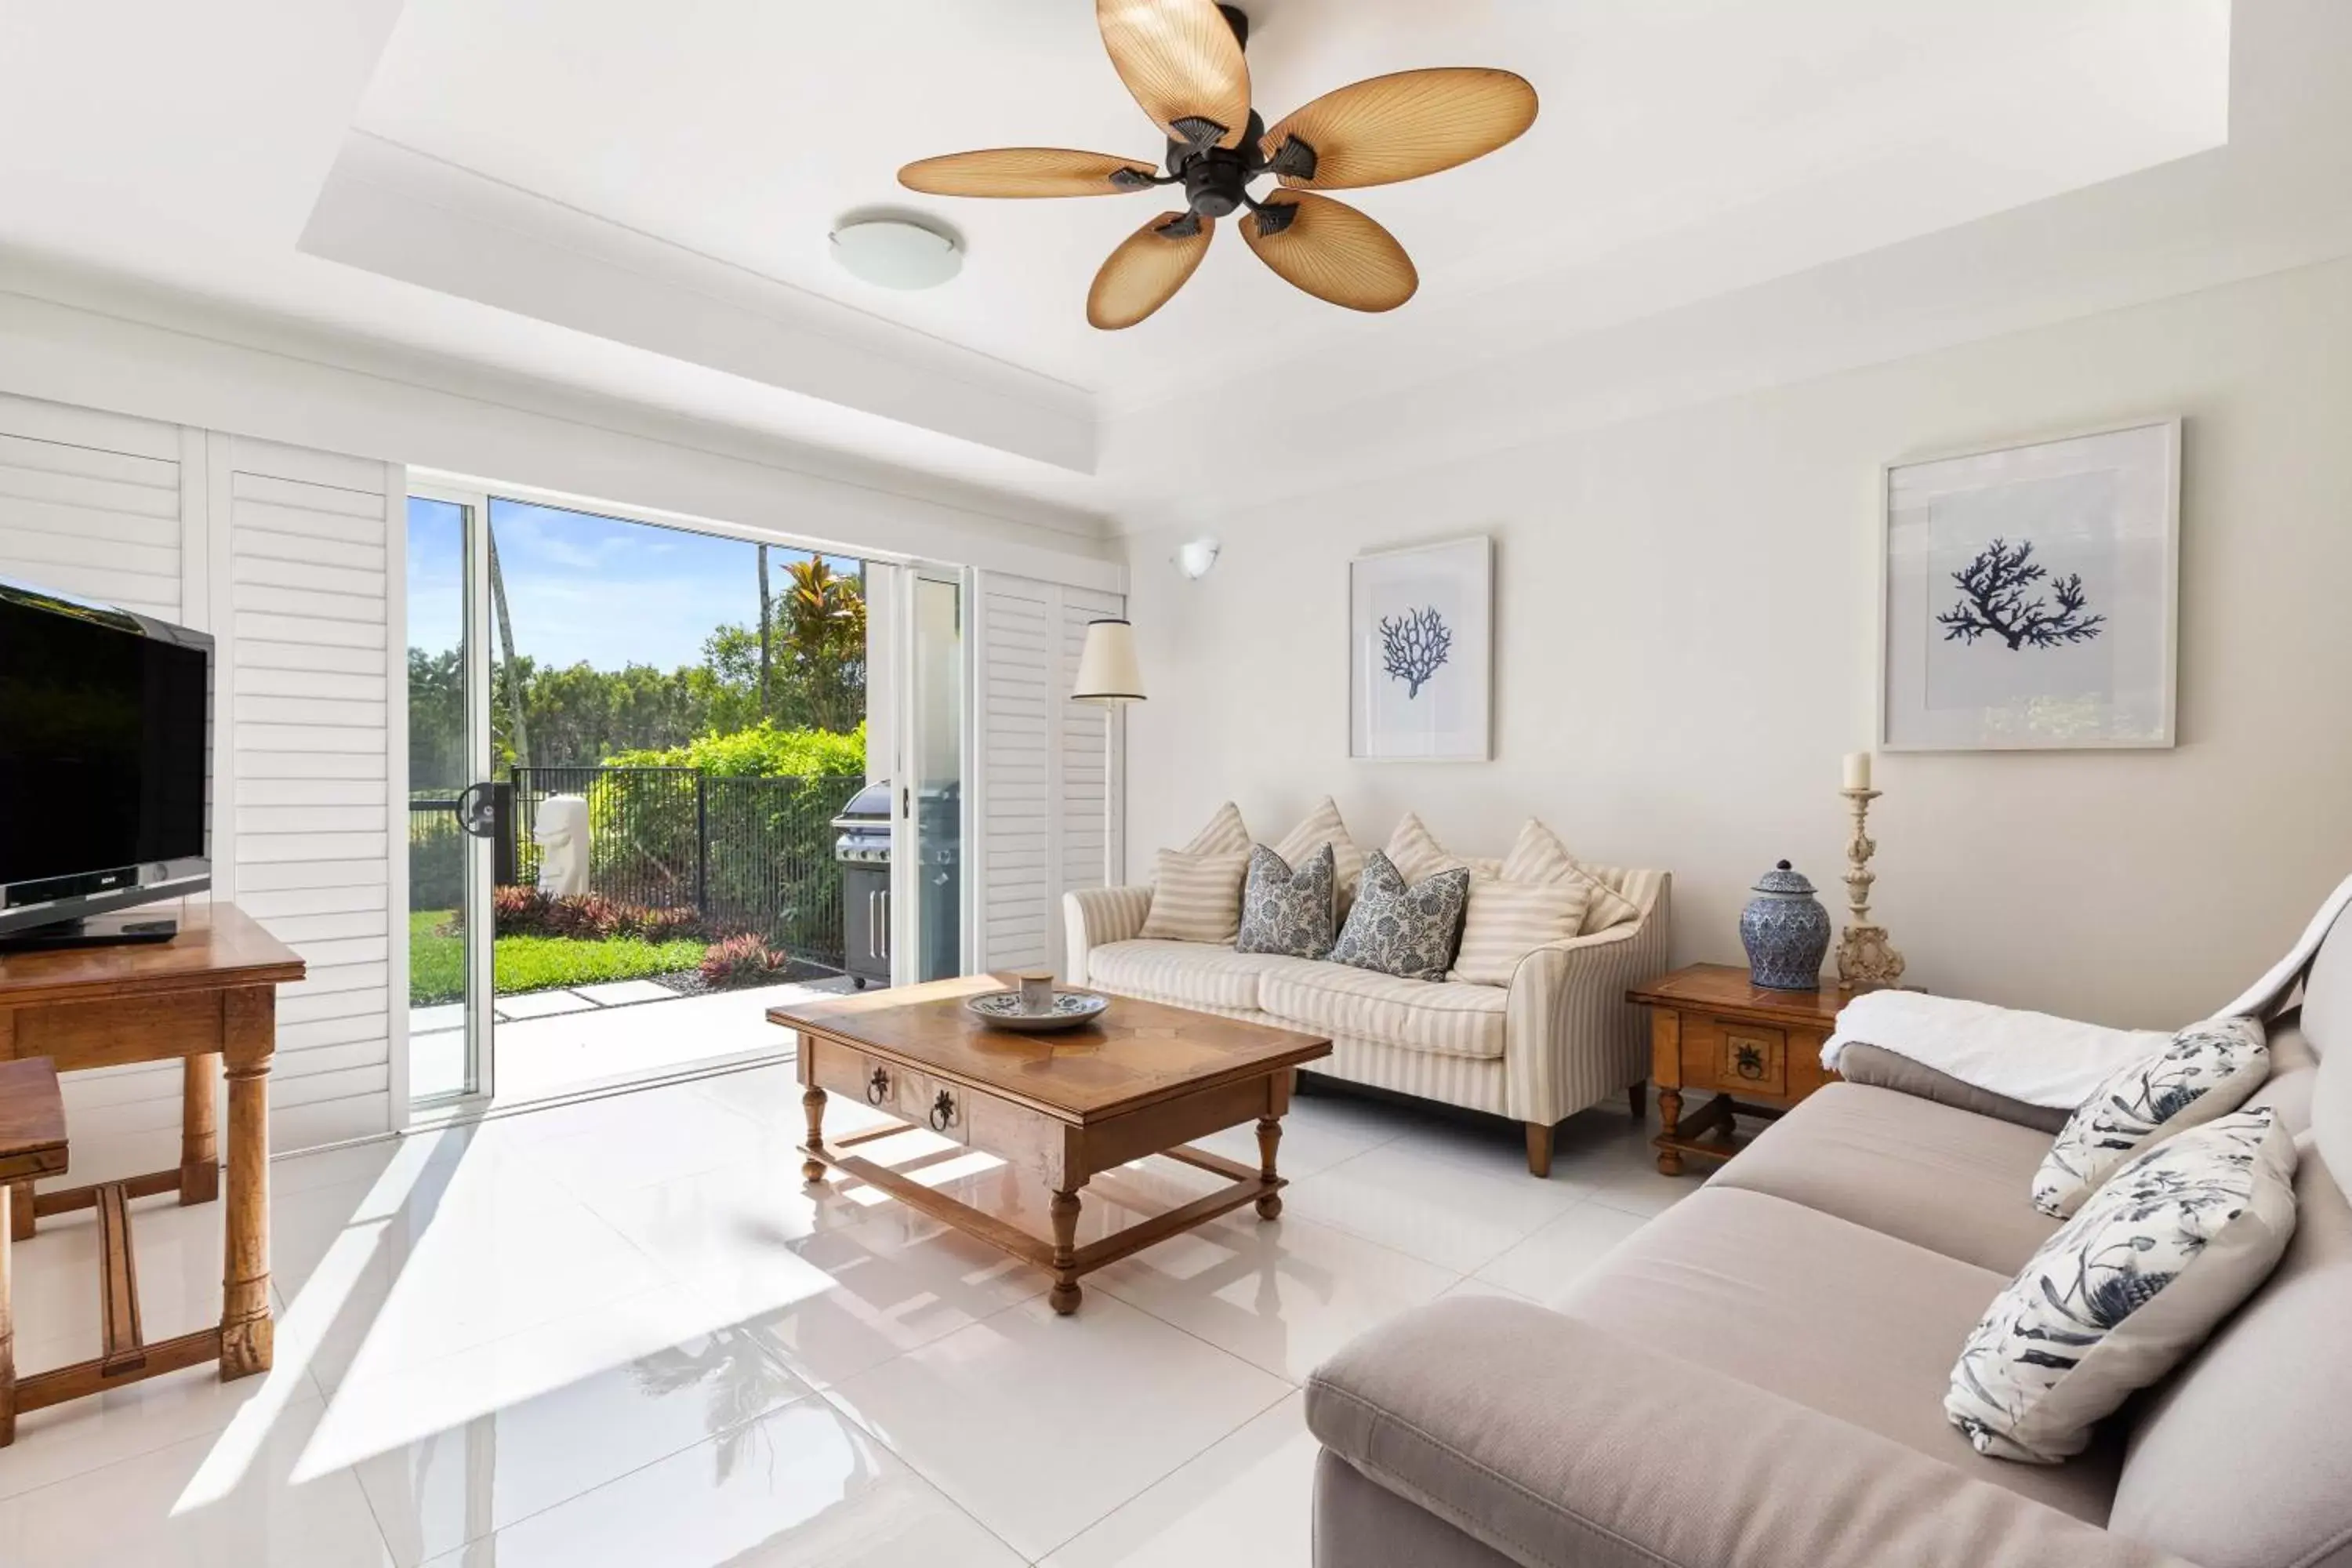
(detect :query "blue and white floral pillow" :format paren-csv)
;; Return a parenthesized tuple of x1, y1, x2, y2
(1951, 1107, 2298, 1465)
(2032, 1016, 2269, 1218)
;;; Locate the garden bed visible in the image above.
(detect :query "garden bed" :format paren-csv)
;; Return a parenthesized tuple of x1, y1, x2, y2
(408, 909, 709, 1005)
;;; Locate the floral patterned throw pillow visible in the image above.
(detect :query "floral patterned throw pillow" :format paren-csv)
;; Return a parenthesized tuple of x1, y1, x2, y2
(1950, 1108, 2299, 1465)
(1327, 851, 1472, 982)
(1236, 843, 1337, 959)
(2033, 1017, 2270, 1218)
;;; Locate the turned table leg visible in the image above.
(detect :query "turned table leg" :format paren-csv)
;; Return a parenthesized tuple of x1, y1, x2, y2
(1254, 1116, 1283, 1220)
(1049, 1187, 1085, 1315)
(801, 1086, 828, 1184)
(220, 989, 274, 1380)
(1, 1180, 14, 1446)
(181, 1051, 221, 1206)
(1656, 1087, 1686, 1177)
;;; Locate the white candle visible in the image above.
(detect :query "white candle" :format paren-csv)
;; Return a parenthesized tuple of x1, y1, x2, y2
(1842, 751, 1873, 791)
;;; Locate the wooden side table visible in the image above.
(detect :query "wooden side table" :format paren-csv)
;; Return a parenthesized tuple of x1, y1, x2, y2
(0, 905, 303, 1443)
(1627, 964, 1846, 1176)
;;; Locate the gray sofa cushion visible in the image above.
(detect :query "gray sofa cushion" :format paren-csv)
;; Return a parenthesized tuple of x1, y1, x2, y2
(1549, 1185, 2121, 1524)
(1707, 1082, 2063, 1276)
(1315, 1450, 1518, 1568)
(1307, 1297, 2185, 1568)
(1836, 1041, 2070, 1133)
(2111, 1127, 2352, 1568)
(2300, 900, 2352, 1057)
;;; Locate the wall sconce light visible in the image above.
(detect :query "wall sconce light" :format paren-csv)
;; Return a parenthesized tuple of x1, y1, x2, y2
(1173, 536, 1221, 579)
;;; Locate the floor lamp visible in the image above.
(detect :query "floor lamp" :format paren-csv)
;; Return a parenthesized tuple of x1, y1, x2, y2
(1071, 618, 1145, 897)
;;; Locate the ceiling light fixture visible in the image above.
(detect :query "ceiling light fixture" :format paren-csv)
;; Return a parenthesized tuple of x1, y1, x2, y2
(829, 217, 962, 289)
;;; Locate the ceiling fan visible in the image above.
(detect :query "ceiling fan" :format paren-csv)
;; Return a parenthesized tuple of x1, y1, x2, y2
(898, 0, 1537, 329)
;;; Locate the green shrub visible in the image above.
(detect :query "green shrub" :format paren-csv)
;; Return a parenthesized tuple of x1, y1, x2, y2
(607, 720, 866, 779)
(700, 932, 791, 988)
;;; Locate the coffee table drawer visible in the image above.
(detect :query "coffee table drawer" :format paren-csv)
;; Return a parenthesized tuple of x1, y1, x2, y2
(806, 1036, 973, 1145)
(897, 1068, 974, 1145)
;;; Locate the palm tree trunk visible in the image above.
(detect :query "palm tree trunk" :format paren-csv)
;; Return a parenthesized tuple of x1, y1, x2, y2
(485, 518, 530, 768)
(757, 543, 773, 721)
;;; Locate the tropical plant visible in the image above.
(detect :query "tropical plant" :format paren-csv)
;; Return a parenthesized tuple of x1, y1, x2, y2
(700, 933, 793, 987)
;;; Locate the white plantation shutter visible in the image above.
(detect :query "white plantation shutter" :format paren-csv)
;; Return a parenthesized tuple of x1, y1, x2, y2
(971, 572, 1125, 976)
(0, 396, 201, 1185)
(220, 437, 400, 1151)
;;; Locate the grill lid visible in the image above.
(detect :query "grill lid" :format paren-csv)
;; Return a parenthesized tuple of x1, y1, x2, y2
(832, 780, 892, 832)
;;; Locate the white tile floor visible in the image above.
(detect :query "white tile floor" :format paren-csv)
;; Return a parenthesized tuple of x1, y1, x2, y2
(408, 975, 858, 1108)
(0, 1066, 1693, 1566)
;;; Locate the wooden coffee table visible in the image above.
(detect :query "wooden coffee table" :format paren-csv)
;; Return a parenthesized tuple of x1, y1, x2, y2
(770, 976, 1331, 1314)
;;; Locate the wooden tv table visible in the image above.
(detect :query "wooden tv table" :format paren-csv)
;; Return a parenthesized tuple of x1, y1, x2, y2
(771, 976, 1330, 1314)
(0, 905, 303, 1443)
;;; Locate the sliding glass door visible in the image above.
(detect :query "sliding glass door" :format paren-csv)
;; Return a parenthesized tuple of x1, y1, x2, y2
(402, 486, 967, 1116)
(404, 495, 495, 1103)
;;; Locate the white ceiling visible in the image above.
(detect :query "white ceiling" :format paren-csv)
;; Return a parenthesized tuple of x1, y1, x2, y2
(347, 0, 2228, 401)
(9, 0, 2343, 535)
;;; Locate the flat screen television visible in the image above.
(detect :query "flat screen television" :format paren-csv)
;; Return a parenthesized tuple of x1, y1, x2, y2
(0, 579, 212, 946)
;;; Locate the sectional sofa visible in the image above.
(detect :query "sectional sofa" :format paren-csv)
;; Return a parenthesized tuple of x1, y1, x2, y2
(1303, 901, 2352, 1566)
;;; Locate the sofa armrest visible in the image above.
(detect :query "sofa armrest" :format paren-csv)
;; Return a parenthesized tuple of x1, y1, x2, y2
(1308, 1297, 2190, 1568)
(1834, 1042, 2070, 1134)
(1502, 880, 1671, 1125)
(1062, 885, 1153, 983)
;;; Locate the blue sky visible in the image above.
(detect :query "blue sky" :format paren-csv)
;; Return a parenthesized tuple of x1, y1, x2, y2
(407, 498, 861, 670)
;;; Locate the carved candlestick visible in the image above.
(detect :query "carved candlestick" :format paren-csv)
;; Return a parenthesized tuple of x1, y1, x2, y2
(1835, 787, 1907, 989)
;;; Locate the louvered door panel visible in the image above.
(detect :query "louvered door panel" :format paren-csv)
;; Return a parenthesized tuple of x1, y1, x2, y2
(227, 438, 397, 1149)
(971, 572, 1125, 976)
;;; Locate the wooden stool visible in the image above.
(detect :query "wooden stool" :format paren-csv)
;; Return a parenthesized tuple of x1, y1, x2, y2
(0, 1057, 68, 1446)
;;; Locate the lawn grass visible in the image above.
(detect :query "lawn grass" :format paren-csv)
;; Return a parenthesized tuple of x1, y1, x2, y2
(408, 909, 709, 1006)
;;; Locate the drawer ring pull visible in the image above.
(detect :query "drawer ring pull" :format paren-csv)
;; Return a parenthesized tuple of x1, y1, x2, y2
(1734, 1044, 1766, 1080)
(928, 1089, 959, 1132)
(866, 1066, 890, 1105)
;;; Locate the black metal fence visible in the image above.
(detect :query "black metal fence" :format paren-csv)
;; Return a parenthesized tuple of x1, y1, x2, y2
(508, 766, 851, 967)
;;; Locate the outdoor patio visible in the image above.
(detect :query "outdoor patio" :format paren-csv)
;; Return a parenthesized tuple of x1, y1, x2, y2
(409, 973, 860, 1108)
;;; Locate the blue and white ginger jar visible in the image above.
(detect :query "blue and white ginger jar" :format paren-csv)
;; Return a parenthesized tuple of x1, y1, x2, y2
(1740, 860, 1831, 991)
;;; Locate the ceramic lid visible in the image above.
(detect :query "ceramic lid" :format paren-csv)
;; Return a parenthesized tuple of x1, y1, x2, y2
(1751, 860, 1817, 895)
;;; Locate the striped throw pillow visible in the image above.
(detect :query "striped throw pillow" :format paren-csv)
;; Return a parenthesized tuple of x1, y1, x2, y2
(1274, 797, 1366, 913)
(1451, 878, 1595, 985)
(1385, 812, 1501, 884)
(1185, 800, 1252, 857)
(1138, 848, 1250, 943)
(1503, 819, 1641, 935)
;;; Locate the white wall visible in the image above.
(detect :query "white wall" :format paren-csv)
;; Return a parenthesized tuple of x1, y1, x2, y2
(1121, 254, 2352, 1029)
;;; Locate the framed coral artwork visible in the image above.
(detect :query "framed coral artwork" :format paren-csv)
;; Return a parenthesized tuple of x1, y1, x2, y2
(1880, 419, 2180, 750)
(1350, 535, 1492, 760)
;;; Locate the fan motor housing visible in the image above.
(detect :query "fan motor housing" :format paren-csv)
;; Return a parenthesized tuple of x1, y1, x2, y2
(1169, 107, 1267, 218)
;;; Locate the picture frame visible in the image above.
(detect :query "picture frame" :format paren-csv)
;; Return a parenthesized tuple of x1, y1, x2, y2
(1349, 535, 1493, 760)
(1878, 418, 2180, 751)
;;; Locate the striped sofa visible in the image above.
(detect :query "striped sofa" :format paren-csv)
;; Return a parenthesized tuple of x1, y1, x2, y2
(1062, 867, 1671, 1176)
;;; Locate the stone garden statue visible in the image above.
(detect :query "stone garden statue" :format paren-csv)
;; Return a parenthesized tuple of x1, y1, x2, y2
(534, 794, 591, 897)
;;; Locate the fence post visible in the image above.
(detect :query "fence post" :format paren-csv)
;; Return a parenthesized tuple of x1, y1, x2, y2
(695, 771, 710, 917)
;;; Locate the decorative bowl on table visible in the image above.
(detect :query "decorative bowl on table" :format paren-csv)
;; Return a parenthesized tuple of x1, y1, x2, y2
(964, 988, 1109, 1033)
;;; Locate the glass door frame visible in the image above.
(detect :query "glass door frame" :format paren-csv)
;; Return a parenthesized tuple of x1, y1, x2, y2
(406, 480, 499, 1113)
(891, 563, 975, 985)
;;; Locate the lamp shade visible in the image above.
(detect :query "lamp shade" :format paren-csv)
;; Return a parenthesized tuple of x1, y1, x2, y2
(1071, 618, 1145, 704)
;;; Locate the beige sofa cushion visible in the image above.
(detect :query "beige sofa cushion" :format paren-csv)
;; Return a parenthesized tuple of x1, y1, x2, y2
(1273, 796, 1367, 914)
(1085, 939, 1290, 1013)
(1709, 1082, 2063, 1276)
(1554, 1185, 2122, 1524)
(1501, 818, 1642, 935)
(1261, 959, 1508, 1060)
(1138, 848, 1249, 943)
(1450, 878, 1591, 986)
(1385, 811, 1501, 884)
(1183, 800, 1252, 855)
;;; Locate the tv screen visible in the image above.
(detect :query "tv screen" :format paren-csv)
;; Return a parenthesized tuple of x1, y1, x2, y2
(0, 588, 209, 892)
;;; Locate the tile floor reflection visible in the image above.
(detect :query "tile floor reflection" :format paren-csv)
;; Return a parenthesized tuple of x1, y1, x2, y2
(0, 1064, 1692, 1565)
